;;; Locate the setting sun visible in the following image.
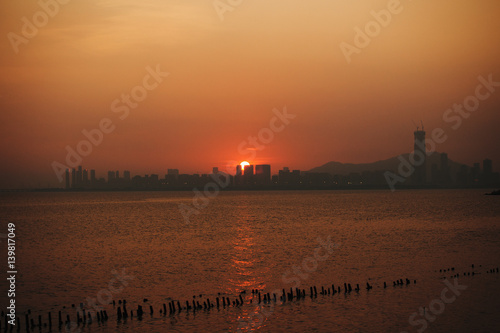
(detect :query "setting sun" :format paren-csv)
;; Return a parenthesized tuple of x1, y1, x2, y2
(240, 161, 250, 170)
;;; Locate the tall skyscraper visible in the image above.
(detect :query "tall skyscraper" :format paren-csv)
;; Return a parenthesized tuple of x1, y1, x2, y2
(483, 158, 493, 185)
(90, 169, 96, 183)
(108, 171, 115, 184)
(234, 165, 243, 186)
(83, 169, 89, 184)
(65, 169, 70, 189)
(243, 165, 254, 185)
(483, 159, 492, 175)
(77, 166, 83, 187)
(255, 165, 271, 185)
(412, 128, 426, 185)
(440, 153, 451, 185)
(165, 169, 179, 186)
(71, 168, 76, 188)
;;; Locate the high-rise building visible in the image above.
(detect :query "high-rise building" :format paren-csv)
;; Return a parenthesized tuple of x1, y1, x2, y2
(77, 166, 83, 187)
(472, 163, 481, 184)
(83, 169, 89, 184)
(90, 169, 96, 183)
(278, 167, 301, 185)
(124, 170, 131, 182)
(439, 153, 451, 185)
(412, 128, 426, 185)
(65, 169, 70, 189)
(243, 165, 254, 185)
(482, 158, 493, 185)
(165, 169, 179, 186)
(483, 159, 492, 175)
(108, 171, 115, 184)
(71, 168, 76, 188)
(255, 165, 271, 185)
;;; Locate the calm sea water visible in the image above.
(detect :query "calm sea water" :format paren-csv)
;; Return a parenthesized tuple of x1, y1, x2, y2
(1, 190, 499, 332)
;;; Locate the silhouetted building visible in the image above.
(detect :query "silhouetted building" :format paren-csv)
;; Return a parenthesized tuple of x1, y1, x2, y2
(234, 165, 243, 186)
(412, 128, 426, 185)
(243, 165, 254, 185)
(83, 169, 89, 184)
(470, 163, 480, 185)
(255, 165, 271, 185)
(456, 165, 468, 186)
(483, 159, 492, 175)
(279, 167, 300, 185)
(71, 168, 76, 188)
(431, 163, 439, 185)
(65, 169, 70, 189)
(124, 170, 131, 182)
(107, 171, 115, 184)
(77, 166, 83, 187)
(439, 153, 451, 185)
(168, 169, 179, 177)
(482, 159, 493, 185)
(90, 169, 96, 183)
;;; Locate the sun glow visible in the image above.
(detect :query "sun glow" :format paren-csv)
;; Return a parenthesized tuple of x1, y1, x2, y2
(240, 161, 250, 170)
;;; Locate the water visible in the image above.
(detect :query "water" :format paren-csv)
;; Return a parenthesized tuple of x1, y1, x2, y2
(1, 190, 499, 332)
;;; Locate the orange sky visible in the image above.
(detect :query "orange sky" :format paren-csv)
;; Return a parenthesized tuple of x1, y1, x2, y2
(1, 0, 499, 188)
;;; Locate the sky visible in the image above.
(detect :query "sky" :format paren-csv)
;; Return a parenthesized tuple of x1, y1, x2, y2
(1, 0, 499, 188)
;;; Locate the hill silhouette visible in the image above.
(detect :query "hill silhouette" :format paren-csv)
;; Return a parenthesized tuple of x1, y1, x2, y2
(307, 152, 466, 176)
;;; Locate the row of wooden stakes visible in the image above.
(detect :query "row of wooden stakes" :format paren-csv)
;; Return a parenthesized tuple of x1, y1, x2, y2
(2, 267, 498, 332)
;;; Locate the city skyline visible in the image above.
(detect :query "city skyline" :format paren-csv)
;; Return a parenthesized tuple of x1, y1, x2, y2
(59, 146, 500, 191)
(1, 1, 500, 189)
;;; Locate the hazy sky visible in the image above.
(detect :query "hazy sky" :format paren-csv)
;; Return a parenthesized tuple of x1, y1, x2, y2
(1, 0, 499, 188)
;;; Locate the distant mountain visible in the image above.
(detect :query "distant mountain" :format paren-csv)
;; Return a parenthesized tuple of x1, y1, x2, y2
(307, 152, 467, 176)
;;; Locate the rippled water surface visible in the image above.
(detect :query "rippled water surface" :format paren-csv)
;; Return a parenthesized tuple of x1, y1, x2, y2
(1, 190, 499, 332)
